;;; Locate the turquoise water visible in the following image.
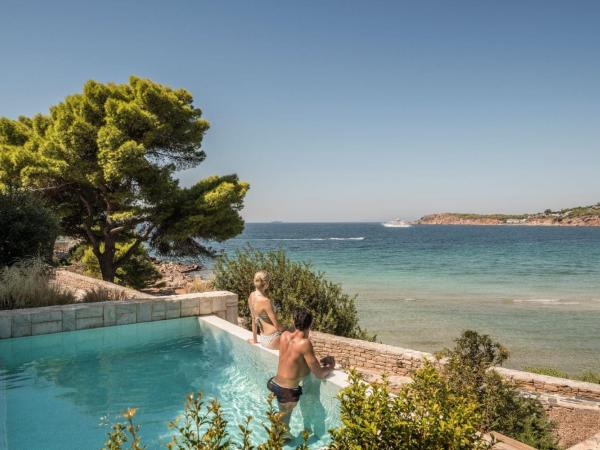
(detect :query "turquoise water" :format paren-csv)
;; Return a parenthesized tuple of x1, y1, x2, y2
(212, 223, 600, 373)
(0, 318, 340, 449)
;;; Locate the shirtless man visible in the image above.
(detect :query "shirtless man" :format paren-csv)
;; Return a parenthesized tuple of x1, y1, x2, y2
(267, 309, 335, 439)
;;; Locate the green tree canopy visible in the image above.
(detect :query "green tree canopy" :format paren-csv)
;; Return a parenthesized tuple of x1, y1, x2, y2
(0, 76, 249, 282)
(0, 191, 60, 266)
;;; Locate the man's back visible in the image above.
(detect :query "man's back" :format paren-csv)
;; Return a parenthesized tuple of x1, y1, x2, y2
(265, 308, 336, 439)
(275, 330, 311, 387)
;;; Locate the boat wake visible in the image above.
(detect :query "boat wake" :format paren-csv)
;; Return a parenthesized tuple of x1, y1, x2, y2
(512, 298, 580, 305)
(236, 237, 366, 241)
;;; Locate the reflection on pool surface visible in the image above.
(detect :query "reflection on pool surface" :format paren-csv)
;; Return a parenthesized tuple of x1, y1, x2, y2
(0, 317, 341, 449)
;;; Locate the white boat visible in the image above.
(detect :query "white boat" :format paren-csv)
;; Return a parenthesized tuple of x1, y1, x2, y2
(382, 218, 412, 228)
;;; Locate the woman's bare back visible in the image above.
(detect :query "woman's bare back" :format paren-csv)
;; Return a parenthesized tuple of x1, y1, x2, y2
(250, 292, 278, 335)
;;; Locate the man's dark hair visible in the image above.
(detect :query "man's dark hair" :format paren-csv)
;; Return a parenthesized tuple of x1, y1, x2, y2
(293, 308, 313, 331)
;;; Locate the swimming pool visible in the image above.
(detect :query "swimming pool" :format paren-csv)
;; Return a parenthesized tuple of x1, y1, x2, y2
(0, 316, 343, 449)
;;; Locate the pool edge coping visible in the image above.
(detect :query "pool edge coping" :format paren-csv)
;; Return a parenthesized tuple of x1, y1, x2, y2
(198, 315, 350, 389)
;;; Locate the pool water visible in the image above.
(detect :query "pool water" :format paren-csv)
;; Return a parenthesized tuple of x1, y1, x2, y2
(0, 317, 341, 449)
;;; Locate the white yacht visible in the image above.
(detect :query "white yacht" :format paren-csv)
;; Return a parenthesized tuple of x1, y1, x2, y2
(382, 218, 412, 228)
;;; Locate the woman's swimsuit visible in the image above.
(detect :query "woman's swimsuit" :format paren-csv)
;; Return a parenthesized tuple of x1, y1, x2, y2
(256, 311, 282, 347)
(267, 377, 303, 403)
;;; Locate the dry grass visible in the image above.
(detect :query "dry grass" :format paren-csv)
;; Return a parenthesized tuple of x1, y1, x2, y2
(80, 287, 131, 303)
(0, 258, 75, 310)
(184, 276, 214, 293)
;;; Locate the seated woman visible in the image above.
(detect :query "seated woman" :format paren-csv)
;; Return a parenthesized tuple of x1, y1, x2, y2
(247, 270, 285, 350)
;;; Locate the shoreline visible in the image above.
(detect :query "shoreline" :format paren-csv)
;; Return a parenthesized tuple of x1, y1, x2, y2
(416, 215, 600, 227)
(416, 206, 600, 227)
(416, 221, 600, 227)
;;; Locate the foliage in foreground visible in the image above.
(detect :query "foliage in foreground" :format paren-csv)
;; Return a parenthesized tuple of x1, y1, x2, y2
(71, 242, 161, 289)
(213, 247, 371, 340)
(525, 366, 600, 385)
(102, 330, 562, 450)
(329, 365, 489, 450)
(0, 191, 59, 266)
(440, 330, 560, 450)
(104, 367, 491, 450)
(0, 258, 74, 310)
(0, 76, 249, 283)
(103, 392, 309, 450)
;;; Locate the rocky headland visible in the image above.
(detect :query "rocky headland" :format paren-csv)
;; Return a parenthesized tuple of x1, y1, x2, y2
(417, 204, 600, 227)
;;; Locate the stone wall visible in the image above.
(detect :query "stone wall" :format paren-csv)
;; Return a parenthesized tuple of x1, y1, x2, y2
(0, 291, 238, 339)
(310, 331, 600, 402)
(53, 269, 152, 299)
(310, 330, 435, 375)
(495, 367, 600, 403)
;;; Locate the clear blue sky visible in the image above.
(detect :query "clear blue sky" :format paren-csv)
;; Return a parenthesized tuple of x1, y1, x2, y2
(1, 0, 599, 222)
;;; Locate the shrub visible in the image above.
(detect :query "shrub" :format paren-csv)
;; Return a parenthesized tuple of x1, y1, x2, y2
(72, 242, 161, 289)
(526, 366, 600, 385)
(103, 392, 309, 450)
(213, 247, 370, 339)
(441, 331, 559, 450)
(578, 370, 600, 384)
(0, 191, 60, 266)
(524, 367, 569, 379)
(0, 258, 74, 310)
(328, 366, 489, 450)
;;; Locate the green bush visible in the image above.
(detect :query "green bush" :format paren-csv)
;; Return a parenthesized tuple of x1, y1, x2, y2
(213, 247, 370, 340)
(441, 331, 559, 450)
(578, 370, 600, 384)
(526, 366, 600, 384)
(328, 365, 489, 450)
(0, 258, 74, 310)
(72, 242, 161, 289)
(106, 370, 489, 450)
(103, 392, 309, 450)
(524, 367, 569, 379)
(0, 191, 60, 266)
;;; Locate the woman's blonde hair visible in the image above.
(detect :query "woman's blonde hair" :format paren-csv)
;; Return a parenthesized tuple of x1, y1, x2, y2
(254, 270, 270, 287)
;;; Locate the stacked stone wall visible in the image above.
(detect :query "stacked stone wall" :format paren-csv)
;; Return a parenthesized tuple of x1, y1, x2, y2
(0, 291, 238, 339)
(310, 331, 600, 402)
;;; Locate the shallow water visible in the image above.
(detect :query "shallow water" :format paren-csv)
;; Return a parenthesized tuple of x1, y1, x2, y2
(212, 223, 600, 372)
(0, 318, 340, 449)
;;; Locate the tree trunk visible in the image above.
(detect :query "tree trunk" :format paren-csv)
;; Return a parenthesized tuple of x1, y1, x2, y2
(98, 242, 116, 283)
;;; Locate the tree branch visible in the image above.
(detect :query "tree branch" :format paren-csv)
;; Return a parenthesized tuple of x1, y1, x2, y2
(79, 193, 100, 251)
(114, 224, 156, 266)
(109, 216, 149, 236)
(29, 182, 76, 192)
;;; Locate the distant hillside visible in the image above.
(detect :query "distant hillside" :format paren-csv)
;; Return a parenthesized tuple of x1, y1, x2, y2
(417, 204, 600, 227)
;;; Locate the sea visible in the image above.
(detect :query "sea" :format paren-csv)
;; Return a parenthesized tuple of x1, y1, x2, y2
(206, 223, 600, 373)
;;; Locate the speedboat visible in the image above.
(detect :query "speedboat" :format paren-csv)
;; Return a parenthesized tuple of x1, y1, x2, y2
(382, 218, 412, 228)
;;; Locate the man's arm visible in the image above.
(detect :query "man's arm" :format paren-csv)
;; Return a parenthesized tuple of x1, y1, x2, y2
(302, 340, 335, 379)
